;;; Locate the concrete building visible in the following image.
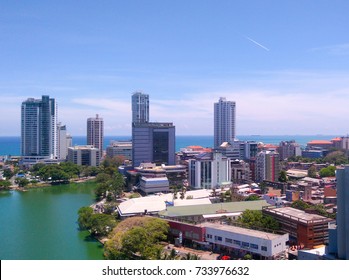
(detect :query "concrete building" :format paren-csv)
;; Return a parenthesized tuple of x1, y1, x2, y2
(203, 222, 289, 259)
(132, 91, 149, 124)
(68, 145, 100, 166)
(21, 95, 57, 159)
(139, 176, 170, 195)
(255, 150, 280, 183)
(87, 114, 104, 153)
(57, 123, 69, 160)
(278, 140, 301, 161)
(188, 152, 231, 189)
(263, 207, 333, 249)
(231, 160, 252, 184)
(216, 141, 258, 161)
(132, 122, 175, 167)
(106, 140, 132, 160)
(214, 97, 236, 148)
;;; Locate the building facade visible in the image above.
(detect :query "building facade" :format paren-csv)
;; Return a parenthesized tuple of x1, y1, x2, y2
(255, 151, 280, 182)
(106, 140, 132, 160)
(132, 91, 149, 124)
(188, 152, 231, 189)
(214, 97, 236, 148)
(132, 122, 176, 167)
(334, 165, 349, 259)
(278, 140, 301, 161)
(87, 114, 104, 154)
(21, 95, 57, 159)
(68, 145, 100, 166)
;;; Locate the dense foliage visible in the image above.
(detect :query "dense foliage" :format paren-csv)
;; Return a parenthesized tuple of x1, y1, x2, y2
(237, 210, 280, 231)
(77, 206, 117, 237)
(319, 165, 336, 177)
(104, 216, 169, 260)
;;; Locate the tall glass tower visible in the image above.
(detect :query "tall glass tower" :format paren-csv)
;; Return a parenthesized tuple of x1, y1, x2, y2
(21, 95, 57, 158)
(132, 92, 149, 124)
(214, 97, 236, 148)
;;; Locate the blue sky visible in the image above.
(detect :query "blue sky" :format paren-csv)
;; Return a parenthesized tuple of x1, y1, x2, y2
(1, 0, 349, 136)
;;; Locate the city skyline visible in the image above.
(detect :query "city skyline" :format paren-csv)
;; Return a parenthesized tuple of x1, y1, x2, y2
(2, 1, 349, 136)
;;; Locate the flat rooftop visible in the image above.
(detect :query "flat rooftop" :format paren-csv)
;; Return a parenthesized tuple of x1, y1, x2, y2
(159, 200, 269, 217)
(264, 207, 333, 223)
(200, 222, 286, 241)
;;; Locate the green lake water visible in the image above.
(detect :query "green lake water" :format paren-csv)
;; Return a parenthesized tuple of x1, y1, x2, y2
(0, 182, 104, 260)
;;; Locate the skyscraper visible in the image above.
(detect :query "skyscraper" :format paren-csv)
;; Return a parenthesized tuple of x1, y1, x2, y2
(132, 92, 149, 124)
(21, 95, 57, 159)
(87, 114, 104, 153)
(214, 97, 236, 148)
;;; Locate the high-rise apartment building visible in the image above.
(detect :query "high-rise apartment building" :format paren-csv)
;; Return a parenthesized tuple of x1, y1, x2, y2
(214, 97, 236, 148)
(255, 150, 280, 182)
(132, 92, 149, 124)
(87, 114, 104, 153)
(57, 123, 69, 160)
(21, 95, 57, 159)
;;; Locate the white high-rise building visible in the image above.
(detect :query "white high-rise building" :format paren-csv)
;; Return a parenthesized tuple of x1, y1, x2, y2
(214, 97, 236, 148)
(132, 92, 149, 124)
(87, 114, 104, 154)
(57, 123, 70, 160)
(21, 95, 57, 159)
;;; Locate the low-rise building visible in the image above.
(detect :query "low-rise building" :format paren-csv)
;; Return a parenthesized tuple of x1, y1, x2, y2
(67, 145, 100, 166)
(106, 140, 132, 160)
(263, 206, 333, 249)
(139, 176, 170, 195)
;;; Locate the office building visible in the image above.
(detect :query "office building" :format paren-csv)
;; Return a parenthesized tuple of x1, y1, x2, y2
(68, 145, 100, 166)
(132, 92, 149, 124)
(214, 97, 236, 147)
(21, 95, 57, 159)
(188, 152, 231, 189)
(278, 140, 301, 161)
(87, 114, 104, 153)
(106, 140, 132, 160)
(132, 122, 175, 167)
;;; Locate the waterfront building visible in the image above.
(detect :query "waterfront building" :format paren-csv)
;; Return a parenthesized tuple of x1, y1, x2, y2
(132, 122, 175, 167)
(21, 95, 57, 159)
(57, 123, 69, 160)
(307, 140, 333, 150)
(216, 140, 258, 161)
(68, 145, 100, 166)
(188, 152, 231, 189)
(214, 97, 236, 148)
(255, 150, 280, 182)
(106, 140, 132, 160)
(132, 91, 149, 124)
(87, 114, 104, 154)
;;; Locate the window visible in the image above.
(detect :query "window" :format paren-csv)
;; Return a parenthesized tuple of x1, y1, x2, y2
(225, 238, 233, 244)
(250, 244, 258, 250)
(233, 240, 241, 245)
(215, 236, 222, 241)
(207, 234, 212, 239)
(241, 242, 249, 248)
(261, 246, 267, 251)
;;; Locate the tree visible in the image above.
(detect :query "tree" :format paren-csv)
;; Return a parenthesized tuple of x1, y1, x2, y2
(104, 216, 169, 260)
(319, 166, 336, 177)
(237, 210, 279, 231)
(278, 170, 288, 182)
(307, 165, 317, 178)
(0, 180, 11, 190)
(3, 169, 14, 180)
(290, 200, 310, 211)
(15, 177, 30, 188)
(324, 151, 348, 165)
(245, 194, 260, 201)
(77, 207, 94, 230)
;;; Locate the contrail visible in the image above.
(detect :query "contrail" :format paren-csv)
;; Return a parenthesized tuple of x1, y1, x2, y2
(245, 36, 270, 51)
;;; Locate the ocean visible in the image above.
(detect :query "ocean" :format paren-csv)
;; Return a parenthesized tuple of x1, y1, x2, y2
(0, 135, 339, 156)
